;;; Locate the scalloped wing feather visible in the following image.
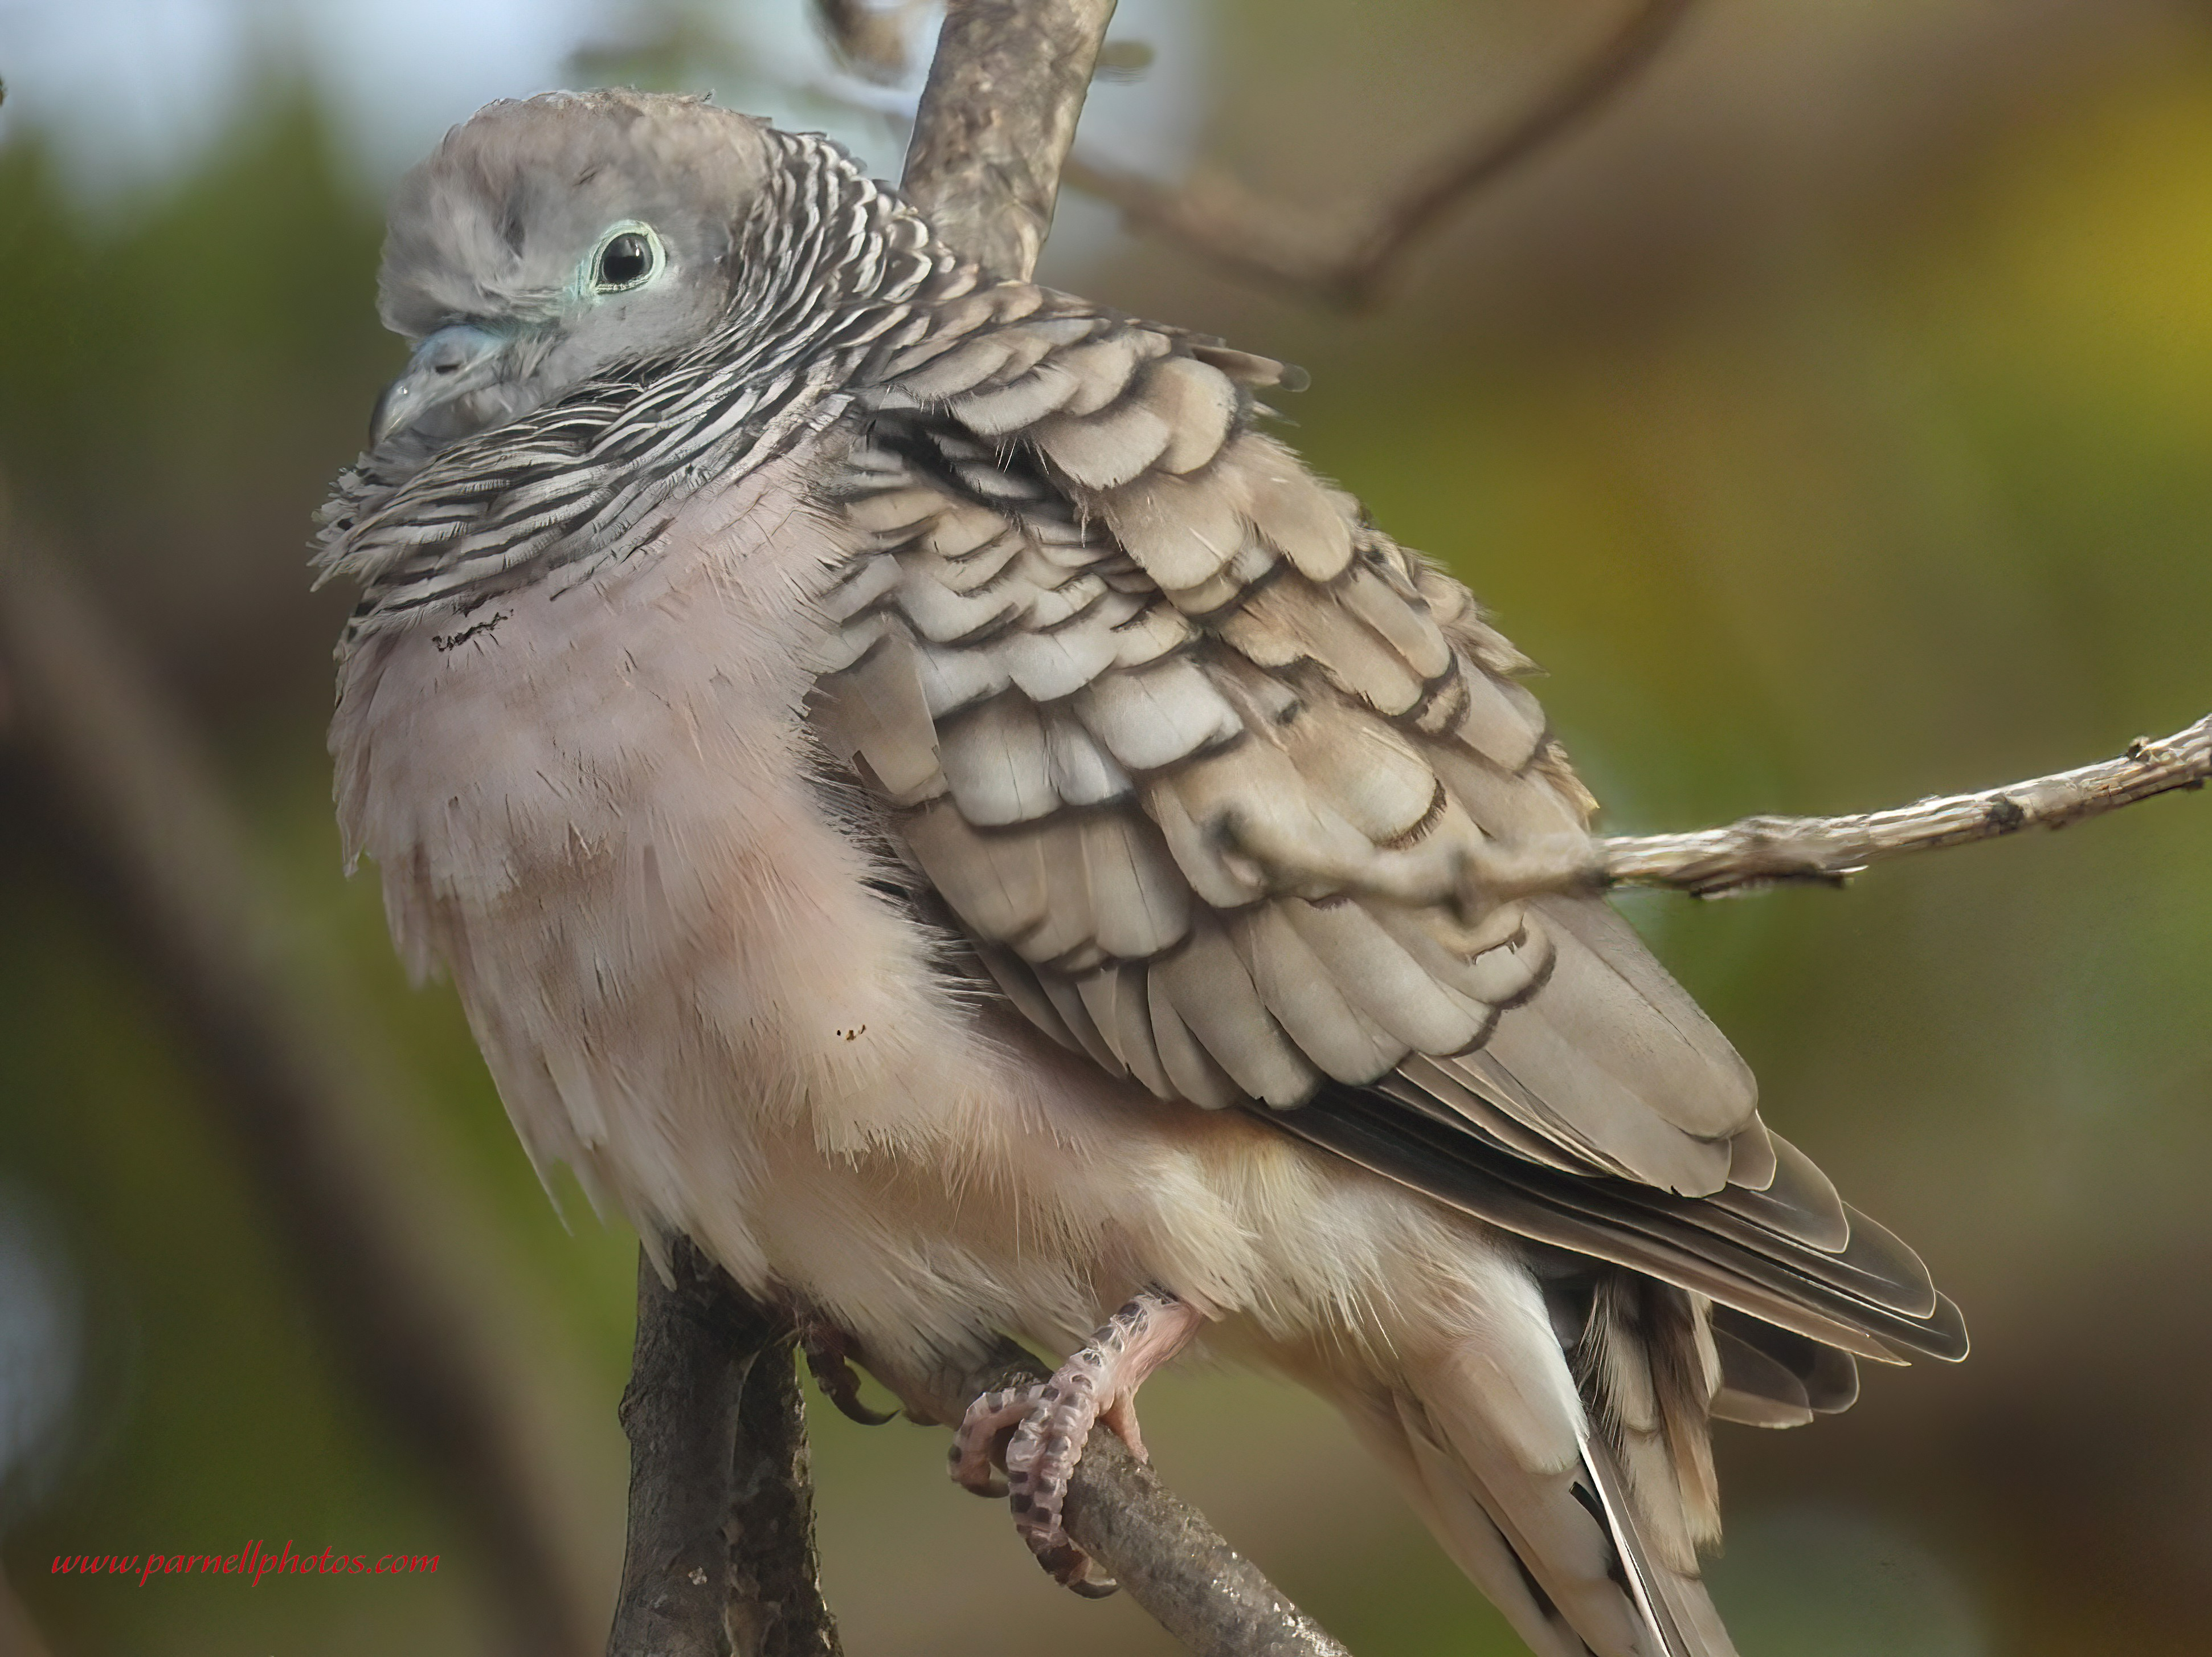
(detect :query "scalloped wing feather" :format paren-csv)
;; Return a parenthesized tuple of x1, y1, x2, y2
(819, 293, 1752, 1153)
(808, 280, 1961, 1384)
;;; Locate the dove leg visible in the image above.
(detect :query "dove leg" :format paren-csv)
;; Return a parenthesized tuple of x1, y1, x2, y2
(950, 1288, 1205, 1596)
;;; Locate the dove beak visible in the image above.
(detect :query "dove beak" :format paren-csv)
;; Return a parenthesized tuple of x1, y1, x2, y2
(369, 323, 516, 448)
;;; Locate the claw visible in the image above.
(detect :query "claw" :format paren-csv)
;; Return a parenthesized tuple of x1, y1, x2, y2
(800, 1323, 896, 1426)
(947, 1288, 1205, 1597)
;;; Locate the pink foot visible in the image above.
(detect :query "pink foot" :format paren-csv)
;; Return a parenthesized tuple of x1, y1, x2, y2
(948, 1288, 1205, 1596)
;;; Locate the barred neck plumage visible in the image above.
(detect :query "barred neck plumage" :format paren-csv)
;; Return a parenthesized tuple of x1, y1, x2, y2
(316, 129, 978, 646)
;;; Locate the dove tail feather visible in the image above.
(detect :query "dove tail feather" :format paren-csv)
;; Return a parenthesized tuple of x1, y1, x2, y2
(1334, 1259, 1738, 1657)
(1338, 1387, 1593, 1657)
(1579, 1432, 1738, 1657)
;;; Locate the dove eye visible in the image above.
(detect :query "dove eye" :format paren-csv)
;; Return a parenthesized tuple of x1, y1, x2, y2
(593, 226, 660, 293)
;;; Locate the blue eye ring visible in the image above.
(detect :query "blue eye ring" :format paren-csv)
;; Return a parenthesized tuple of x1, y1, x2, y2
(592, 222, 663, 293)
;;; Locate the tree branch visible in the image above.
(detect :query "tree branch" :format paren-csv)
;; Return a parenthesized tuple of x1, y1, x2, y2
(620, 6, 2211, 1654)
(914, 1342, 1352, 1657)
(0, 517, 598, 1657)
(1593, 712, 2212, 898)
(901, 0, 1119, 281)
(1445, 712, 2212, 904)
(1062, 0, 1696, 307)
(607, 1241, 838, 1657)
(622, 10, 1354, 1657)
(906, 13, 1356, 1651)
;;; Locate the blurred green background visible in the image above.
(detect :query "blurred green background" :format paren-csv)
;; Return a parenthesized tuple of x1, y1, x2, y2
(3, 1, 2211, 1654)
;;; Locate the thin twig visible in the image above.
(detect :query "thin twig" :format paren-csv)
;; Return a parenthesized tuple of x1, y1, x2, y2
(607, 1242, 839, 1657)
(1224, 715, 2211, 912)
(1594, 712, 2212, 897)
(901, 0, 1120, 281)
(1062, 0, 1695, 307)
(0, 519, 598, 1657)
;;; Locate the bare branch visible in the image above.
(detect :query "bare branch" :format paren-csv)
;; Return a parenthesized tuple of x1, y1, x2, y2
(1593, 712, 2212, 898)
(901, 0, 1119, 279)
(0, 516, 598, 1657)
(1062, 0, 1695, 307)
(910, 1342, 1351, 1657)
(606, 1270, 1348, 1657)
(900, 15, 1358, 1650)
(607, 1242, 839, 1657)
(602, 13, 1352, 1656)
(1213, 712, 2211, 913)
(1445, 713, 2212, 903)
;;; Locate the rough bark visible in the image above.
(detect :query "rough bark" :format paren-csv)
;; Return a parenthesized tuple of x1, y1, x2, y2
(901, 0, 1119, 281)
(607, 1242, 838, 1657)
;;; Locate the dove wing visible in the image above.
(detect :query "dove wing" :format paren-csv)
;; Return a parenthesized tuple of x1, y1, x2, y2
(811, 283, 1964, 1371)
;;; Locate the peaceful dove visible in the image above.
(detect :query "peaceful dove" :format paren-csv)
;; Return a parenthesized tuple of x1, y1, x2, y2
(316, 90, 1965, 1657)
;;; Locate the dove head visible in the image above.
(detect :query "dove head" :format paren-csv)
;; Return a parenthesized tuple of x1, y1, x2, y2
(369, 89, 778, 452)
